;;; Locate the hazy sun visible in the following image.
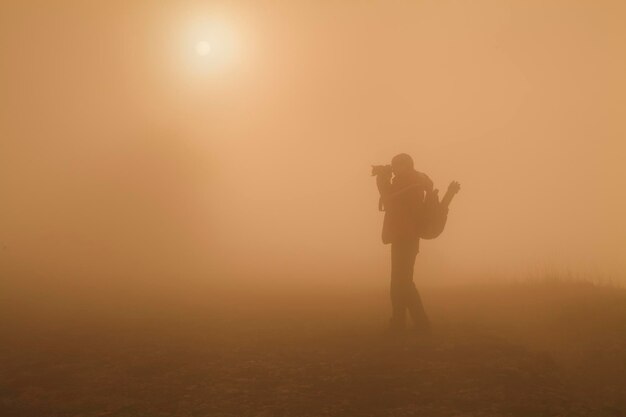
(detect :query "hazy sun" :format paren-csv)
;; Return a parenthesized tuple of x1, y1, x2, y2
(179, 16, 243, 75)
(195, 41, 211, 56)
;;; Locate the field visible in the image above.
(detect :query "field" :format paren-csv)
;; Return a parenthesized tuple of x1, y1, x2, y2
(2, 279, 626, 417)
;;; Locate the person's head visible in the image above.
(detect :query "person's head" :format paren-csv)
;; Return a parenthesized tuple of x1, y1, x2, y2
(391, 153, 414, 176)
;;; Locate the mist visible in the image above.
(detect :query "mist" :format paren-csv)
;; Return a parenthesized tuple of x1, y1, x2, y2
(2, 0, 625, 295)
(4, 2, 626, 416)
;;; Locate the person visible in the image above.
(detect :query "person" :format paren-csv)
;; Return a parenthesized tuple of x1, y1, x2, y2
(372, 153, 459, 336)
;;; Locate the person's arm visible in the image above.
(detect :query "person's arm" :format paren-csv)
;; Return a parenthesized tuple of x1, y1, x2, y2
(441, 181, 461, 209)
(376, 171, 393, 198)
(374, 168, 393, 212)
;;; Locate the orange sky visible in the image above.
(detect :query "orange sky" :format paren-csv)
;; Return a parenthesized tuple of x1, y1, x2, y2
(1, 1, 625, 292)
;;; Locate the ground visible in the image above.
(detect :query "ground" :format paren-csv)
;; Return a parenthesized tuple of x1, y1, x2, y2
(2, 280, 626, 416)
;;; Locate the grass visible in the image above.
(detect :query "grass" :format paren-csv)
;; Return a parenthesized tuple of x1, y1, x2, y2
(1, 278, 626, 416)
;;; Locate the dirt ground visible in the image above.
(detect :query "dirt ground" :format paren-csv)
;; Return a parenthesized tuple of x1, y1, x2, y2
(2, 280, 626, 417)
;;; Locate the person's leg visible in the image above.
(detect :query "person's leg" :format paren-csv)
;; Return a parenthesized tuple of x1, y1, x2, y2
(389, 242, 408, 331)
(404, 239, 431, 333)
(407, 286, 430, 333)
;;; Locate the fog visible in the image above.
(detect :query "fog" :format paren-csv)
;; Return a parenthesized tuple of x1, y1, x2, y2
(2, 0, 625, 297)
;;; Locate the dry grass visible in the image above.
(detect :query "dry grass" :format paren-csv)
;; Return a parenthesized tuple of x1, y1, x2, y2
(1, 278, 626, 416)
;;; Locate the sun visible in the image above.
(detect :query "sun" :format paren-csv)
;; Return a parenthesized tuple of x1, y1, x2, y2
(195, 41, 212, 56)
(178, 17, 243, 75)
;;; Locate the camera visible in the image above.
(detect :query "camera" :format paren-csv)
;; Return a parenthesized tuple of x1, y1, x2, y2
(371, 164, 392, 176)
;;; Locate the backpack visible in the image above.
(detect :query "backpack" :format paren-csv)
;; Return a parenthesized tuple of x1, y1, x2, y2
(417, 190, 449, 240)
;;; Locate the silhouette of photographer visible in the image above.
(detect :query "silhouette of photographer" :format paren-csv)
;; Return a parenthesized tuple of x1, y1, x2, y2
(373, 153, 460, 336)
